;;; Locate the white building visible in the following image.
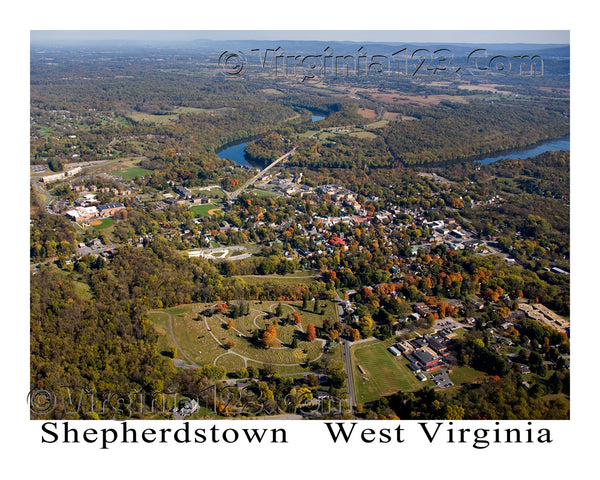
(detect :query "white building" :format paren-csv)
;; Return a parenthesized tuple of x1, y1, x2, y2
(65, 206, 99, 221)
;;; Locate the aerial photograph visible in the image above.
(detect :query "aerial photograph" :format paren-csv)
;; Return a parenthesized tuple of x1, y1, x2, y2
(29, 29, 571, 422)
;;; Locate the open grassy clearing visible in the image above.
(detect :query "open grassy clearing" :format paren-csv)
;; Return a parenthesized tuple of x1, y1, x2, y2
(260, 88, 284, 95)
(233, 273, 316, 287)
(113, 166, 153, 179)
(214, 353, 246, 371)
(364, 119, 389, 129)
(146, 311, 178, 357)
(148, 301, 337, 374)
(190, 203, 222, 217)
(250, 188, 281, 197)
(124, 111, 179, 124)
(349, 131, 379, 139)
(36, 126, 54, 139)
(299, 120, 387, 142)
(124, 107, 234, 125)
(172, 106, 212, 114)
(457, 83, 513, 94)
(53, 269, 94, 300)
(446, 365, 487, 387)
(90, 217, 114, 230)
(72, 279, 93, 300)
(299, 129, 320, 138)
(172, 106, 234, 115)
(351, 338, 423, 404)
(357, 107, 377, 119)
(189, 186, 228, 199)
(357, 89, 471, 107)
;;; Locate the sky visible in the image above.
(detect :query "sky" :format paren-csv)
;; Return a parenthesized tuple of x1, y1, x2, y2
(30, 30, 569, 45)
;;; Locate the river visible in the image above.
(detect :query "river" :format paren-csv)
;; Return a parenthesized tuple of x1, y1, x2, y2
(217, 113, 326, 166)
(218, 124, 568, 168)
(217, 141, 254, 167)
(477, 136, 570, 165)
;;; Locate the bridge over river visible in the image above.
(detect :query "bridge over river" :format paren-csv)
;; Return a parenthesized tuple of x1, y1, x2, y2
(227, 147, 296, 199)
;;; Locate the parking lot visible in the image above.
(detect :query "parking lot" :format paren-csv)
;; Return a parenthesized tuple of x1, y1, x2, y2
(433, 317, 464, 331)
(430, 370, 454, 388)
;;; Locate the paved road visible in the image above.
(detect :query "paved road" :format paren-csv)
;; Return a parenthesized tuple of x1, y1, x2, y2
(31, 181, 56, 214)
(340, 338, 356, 410)
(334, 290, 356, 413)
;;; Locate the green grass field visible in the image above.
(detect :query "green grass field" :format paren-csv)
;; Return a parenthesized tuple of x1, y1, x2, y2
(446, 365, 487, 388)
(364, 119, 389, 129)
(190, 203, 222, 217)
(146, 311, 178, 356)
(349, 131, 379, 139)
(233, 273, 316, 287)
(172, 106, 212, 114)
(172, 106, 233, 115)
(299, 130, 320, 138)
(250, 188, 280, 197)
(37, 126, 54, 139)
(91, 217, 114, 230)
(113, 166, 153, 180)
(351, 339, 423, 404)
(190, 186, 227, 199)
(214, 353, 247, 372)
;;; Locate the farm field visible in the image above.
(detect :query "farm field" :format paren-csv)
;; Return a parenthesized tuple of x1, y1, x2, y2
(124, 111, 179, 124)
(148, 300, 339, 376)
(351, 339, 423, 404)
(349, 131, 379, 139)
(172, 106, 234, 115)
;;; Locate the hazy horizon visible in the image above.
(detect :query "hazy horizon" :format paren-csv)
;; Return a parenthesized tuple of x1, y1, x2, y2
(30, 30, 570, 46)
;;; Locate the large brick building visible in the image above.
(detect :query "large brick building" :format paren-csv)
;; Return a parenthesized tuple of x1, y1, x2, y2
(65, 206, 99, 222)
(98, 202, 125, 217)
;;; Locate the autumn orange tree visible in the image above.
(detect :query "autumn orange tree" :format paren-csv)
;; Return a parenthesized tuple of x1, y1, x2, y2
(292, 311, 302, 325)
(215, 302, 228, 314)
(261, 323, 278, 348)
(306, 323, 317, 341)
